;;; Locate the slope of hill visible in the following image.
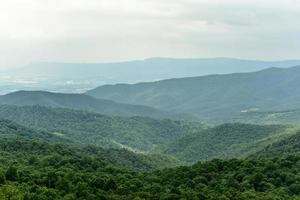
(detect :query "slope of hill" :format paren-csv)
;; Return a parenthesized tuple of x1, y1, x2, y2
(0, 90, 190, 120)
(87, 66, 300, 122)
(0, 136, 182, 172)
(2, 104, 296, 163)
(0, 105, 204, 152)
(229, 109, 300, 125)
(0, 119, 66, 143)
(164, 123, 298, 163)
(3, 58, 300, 93)
(254, 131, 300, 158)
(0, 118, 183, 171)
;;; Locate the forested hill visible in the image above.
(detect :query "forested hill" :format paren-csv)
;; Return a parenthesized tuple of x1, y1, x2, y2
(0, 117, 184, 171)
(228, 109, 300, 125)
(0, 119, 66, 143)
(0, 136, 182, 172)
(254, 130, 300, 158)
(0, 105, 205, 152)
(163, 123, 293, 163)
(1, 104, 299, 164)
(86, 66, 300, 122)
(0, 90, 190, 120)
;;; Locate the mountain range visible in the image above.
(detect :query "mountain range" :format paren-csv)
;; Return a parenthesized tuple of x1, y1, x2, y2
(2, 57, 300, 94)
(87, 66, 300, 123)
(3, 62, 300, 198)
(3, 65, 300, 124)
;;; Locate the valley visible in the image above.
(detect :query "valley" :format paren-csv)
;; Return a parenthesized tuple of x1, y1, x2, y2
(1, 0, 299, 198)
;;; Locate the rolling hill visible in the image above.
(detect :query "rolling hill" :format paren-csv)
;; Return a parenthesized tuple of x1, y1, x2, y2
(0, 119, 66, 143)
(87, 66, 300, 122)
(0, 90, 190, 120)
(0, 119, 183, 171)
(1, 104, 297, 163)
(2, 136, 300, 199)
(0, 136, 182, 172)
(229, 109, 300, 125)
(254, 130, 300, 158)
(163, 123, 298, 163)
(0, 105, 204, 152)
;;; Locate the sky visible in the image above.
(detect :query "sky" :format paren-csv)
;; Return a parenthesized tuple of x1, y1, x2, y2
(0, 0, 300, 69)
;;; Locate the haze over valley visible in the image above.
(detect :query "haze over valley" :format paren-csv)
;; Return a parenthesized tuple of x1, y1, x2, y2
(1, 58, 300, 94)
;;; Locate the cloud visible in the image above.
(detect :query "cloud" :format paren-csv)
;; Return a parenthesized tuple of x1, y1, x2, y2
(0, 0, 300, 69)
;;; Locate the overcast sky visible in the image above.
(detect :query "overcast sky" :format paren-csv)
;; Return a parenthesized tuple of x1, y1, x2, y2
(0, 0, 300, 69)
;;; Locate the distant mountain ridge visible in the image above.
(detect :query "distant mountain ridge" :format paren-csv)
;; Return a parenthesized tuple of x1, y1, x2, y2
(2, 57, 300, 93)
(20, 58, 300, 80)
(86, 66, 300, 122)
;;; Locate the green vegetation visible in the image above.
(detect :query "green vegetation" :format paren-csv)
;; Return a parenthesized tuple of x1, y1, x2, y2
(0, 105, 205, 152)
(3, 65, 300, 199)
(2, 105, 299, 163)
(0, 136, 133, 199)
(1, 99, 300, 199)
(163, 123, 296, 162)
(1, 136, 300, 199)
(229, 109, 300, 125)
(254, 131, 300, 158)
(0, 119, 67, 143)
(0, 136, 182, 172)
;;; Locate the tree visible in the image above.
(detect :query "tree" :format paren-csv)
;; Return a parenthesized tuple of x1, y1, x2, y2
(289, 183, 300, 195)
(0, 184, 23, 200)
(0, 169, 6, 185)
(5, 166, 19, 181)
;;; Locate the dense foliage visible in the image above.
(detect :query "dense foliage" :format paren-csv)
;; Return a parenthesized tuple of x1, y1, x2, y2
(0, 136, 183, 172)
(2, 136, 300, 199)
(0, 105, 205, 152)
(1, 104, 300, 199)
(254, 131, 300, 158)
(0, 119, 67, 143)
(1, 105, 298, 163)
(164, 123, 291, 162)
(0, 137, 129, 199)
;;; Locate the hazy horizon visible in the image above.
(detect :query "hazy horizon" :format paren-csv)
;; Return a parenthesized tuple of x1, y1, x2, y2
(1, 0, 300, 69)
(3, 56, 300, 71)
